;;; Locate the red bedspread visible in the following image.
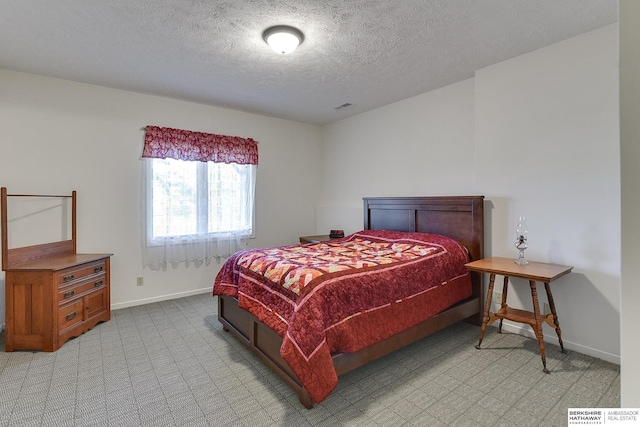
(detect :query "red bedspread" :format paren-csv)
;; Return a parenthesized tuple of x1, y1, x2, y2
(213, 229, 472, 403)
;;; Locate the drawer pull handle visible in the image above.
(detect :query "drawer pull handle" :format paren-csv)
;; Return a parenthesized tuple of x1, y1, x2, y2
(66, 311, 77, 321)
(63, 290, 75, 298)
(94, 280, 103, 287)
(94, 266, 104, 273)
(63, 274, 75, 282)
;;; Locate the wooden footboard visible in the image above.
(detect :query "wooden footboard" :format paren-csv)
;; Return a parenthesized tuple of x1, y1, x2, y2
(218, 294, 314, 408)
(218, 293, 479, 408)
(216, 196, 484, 408)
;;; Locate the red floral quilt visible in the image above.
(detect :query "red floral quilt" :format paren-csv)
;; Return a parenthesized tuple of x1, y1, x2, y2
(213, 229, 472, 403)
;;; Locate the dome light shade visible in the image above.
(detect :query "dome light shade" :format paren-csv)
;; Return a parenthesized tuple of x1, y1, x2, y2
(262, 25, 304, 55)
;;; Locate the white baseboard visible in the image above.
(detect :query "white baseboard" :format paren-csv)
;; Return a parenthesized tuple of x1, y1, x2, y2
(111, 287, 212, 310)
(494, 321, 620, 365)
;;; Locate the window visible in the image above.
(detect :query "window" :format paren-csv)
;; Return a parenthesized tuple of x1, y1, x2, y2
(141, 126, 258, 270)
(149, 158, 254, 241)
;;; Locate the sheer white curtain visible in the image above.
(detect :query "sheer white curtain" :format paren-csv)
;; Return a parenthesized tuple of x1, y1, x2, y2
(140, 126, 258, 271)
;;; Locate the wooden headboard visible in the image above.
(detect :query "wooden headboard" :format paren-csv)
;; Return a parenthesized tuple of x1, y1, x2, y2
(363, 196, 484, 261)
(364, 196, 485, 311)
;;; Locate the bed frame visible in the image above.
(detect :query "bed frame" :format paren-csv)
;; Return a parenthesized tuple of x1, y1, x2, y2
(217, 196, 484, 408)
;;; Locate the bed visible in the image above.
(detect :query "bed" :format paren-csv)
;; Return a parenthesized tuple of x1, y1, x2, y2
(213, 196, 484, 408)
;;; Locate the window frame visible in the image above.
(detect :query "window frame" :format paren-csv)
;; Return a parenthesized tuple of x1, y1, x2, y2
(143, 158, 256, 248)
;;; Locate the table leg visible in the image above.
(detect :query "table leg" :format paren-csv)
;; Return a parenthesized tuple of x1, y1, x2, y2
(529, 280, 549, 373)
(476, 273, 495, 349)
(498, 276, 509, 333)
(544, 282, 566, 353)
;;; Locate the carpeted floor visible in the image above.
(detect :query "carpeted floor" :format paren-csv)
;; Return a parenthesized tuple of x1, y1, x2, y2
(0, 293, 620, 426)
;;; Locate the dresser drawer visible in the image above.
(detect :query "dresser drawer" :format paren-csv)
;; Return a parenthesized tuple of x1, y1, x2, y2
(57, 260, 107, 285)
(58, 300, 84, 331)
(58, 274, 106, 304)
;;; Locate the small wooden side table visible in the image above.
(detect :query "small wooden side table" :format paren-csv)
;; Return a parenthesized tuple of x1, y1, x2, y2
(299, 235, 336, 244)
(465, 256, 573, 373)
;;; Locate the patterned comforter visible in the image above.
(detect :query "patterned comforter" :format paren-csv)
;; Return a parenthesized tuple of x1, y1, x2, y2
(213, 229, 472, 403)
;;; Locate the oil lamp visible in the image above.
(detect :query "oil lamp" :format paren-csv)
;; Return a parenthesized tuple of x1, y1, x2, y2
(515, 216, 528, 265)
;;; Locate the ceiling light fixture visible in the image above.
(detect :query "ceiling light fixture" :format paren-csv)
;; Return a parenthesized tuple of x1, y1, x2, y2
(262, 25, 304, 55)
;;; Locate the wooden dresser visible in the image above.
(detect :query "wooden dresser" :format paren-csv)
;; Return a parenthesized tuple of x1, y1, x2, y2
(1, 188, 112, 352)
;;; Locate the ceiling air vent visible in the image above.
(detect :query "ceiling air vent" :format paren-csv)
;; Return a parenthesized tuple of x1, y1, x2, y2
(334, 103, 352, 110)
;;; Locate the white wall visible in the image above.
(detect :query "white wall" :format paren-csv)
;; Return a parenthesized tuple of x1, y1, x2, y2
(0, 69, 323, 323)
(321, 25, 620, 363)
(619, 0, 640, 407)
(319, 78, 476, 233)
(475, 25, 620, 362)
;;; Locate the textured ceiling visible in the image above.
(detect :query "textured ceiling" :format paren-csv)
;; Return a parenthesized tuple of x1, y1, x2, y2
(0, 0, 617, 125)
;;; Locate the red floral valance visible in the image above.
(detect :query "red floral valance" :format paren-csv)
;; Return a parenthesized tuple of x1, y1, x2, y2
(142, 126, 258, 165)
